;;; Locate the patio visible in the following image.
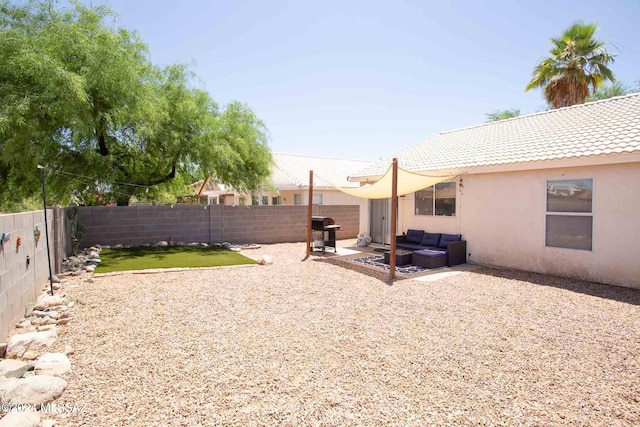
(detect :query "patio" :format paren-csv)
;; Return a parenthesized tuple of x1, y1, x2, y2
(46, 240, 640, 426)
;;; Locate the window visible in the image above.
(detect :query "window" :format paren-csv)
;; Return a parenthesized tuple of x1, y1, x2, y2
(272, 196, 280, 205)
(251, 194, 259, 205)
(208, 197, 218, 205)
(261, 195, 269, 205)
(415, 182, 456, 216)
(293, 194, 302, 205)
(546, 179, 593, 250)
(312, 194, 323, 205)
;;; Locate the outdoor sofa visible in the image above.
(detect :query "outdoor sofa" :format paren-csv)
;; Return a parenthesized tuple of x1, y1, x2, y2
(396, 229, 467, 268)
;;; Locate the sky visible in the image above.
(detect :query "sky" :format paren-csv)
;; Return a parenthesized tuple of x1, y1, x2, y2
(98, 0, 640, 161)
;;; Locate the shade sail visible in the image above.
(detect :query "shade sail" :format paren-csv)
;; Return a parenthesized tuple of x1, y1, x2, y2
(331, 164, 454, 199)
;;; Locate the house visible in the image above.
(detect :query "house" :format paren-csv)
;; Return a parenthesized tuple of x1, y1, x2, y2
(195, 153, 375, 233)
(349, 94, 640, 289)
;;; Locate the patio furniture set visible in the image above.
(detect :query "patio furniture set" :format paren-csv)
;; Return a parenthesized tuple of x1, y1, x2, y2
(385, 229, 467, 269)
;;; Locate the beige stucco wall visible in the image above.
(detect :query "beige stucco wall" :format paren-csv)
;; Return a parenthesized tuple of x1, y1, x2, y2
(397, 163, 640, 289)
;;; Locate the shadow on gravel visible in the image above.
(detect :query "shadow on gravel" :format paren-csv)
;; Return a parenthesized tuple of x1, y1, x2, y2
(475, 266, 640, 306)
(312, 256, 395, 284)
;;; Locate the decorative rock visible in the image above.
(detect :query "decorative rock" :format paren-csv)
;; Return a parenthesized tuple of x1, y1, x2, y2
(0, 411, 41, 427)
(41, 318, 56, 326)
(31, 311, 48, 318)
(16, 320, 31, 329)
(0, 375, 68, 407)
(21, 351, 39, 361)
(45, 311, 60, 320)
(186, 242, 199, 247)
(55, 319, 70, 326)
(87, 250, 100, 259)
(24, 303, 35, 317)
(50, 275, 61, 284)
(221, 242, 233, 250)
(34, 353, 71, 376)
(257, 255, 273, 265)
(230, 247, 241, 252)
(67, 301, 75, 308)
(63, 346, 74, 356)
(200, 243, 209, 247)
(5, 330, 57, 359)
(153, 241, 169, 247)
(30, 318, 43, 327)
(36, 325, 56, 332)
(84, 266, 95, 273)
(34, 294, 66, 310)
(113, 244, 124, 249)
(52, 283, 61, 290)
(3, 364, 34, 379)
(0, 344, 6, 359)
(0, 360, 31, 377)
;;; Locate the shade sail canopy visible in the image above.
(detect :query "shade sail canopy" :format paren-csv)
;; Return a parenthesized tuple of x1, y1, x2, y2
(331, 164, 453, 199)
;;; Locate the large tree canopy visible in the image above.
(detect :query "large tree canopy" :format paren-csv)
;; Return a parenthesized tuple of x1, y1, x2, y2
(525, 22, 616, 109)
(0, 0, 272, 206)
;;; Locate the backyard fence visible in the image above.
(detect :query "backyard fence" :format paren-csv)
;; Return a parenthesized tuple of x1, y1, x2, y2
(0, 204, 360, 340)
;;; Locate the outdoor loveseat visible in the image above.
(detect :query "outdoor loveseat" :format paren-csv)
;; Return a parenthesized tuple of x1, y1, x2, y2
(396, 229, 467, 269)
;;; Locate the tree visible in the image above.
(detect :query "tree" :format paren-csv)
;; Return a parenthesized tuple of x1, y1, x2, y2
(485, 109, 520, 122)
(0, 1, 272, 206)
(586, 81, 629, 101)
(525, 22, 616, 109)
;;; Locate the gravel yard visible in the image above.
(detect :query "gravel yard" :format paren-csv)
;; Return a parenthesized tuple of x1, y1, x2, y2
(48, 241, 640, 426)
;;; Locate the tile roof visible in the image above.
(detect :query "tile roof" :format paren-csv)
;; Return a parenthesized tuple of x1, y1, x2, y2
(271, 153, 374, 188)
(350, 93, 640, 179)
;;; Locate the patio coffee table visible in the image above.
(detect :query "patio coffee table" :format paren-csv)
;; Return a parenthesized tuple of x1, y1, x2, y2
(383, 249, 413, 266)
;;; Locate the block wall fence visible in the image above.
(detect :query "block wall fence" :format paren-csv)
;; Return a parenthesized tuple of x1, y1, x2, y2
(0, 204, 359, 340)
(0, 210, 55, 342)
(77, 204, 360, 248)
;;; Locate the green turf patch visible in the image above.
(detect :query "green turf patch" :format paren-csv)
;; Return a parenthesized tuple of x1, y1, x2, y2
(96, 246, 257, 273)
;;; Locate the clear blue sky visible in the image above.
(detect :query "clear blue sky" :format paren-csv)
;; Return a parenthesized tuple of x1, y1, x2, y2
(101, 0, 640, 161)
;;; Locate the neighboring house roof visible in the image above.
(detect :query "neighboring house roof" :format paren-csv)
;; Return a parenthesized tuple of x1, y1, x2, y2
(350, 93, 640, 180)
(194, 153, 375, 195)
(272, 153, 374, 189)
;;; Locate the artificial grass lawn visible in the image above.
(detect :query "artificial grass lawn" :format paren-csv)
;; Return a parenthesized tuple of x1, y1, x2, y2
(96, 246, 257, 273)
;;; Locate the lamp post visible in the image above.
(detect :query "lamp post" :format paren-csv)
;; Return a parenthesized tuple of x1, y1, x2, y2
(37, 165, 54, 296)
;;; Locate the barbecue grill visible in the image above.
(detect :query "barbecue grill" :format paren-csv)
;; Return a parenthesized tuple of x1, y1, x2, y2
(311, 216, 341, 253)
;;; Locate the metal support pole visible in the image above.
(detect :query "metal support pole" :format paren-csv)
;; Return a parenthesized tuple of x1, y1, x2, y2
(389, 158, 398, 283)
(37, 165, 54, 296)
(305, 170, 313, 259)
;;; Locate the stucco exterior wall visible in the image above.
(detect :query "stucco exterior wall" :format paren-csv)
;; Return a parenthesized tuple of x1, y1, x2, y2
(398, 164, 640, 289)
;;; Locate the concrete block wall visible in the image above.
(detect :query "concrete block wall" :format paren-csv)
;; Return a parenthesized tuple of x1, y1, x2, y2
(78, 204, 360, 248)
(0, 210, 53, 342)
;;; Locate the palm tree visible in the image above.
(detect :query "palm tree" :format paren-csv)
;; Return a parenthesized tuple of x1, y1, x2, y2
(525, 22, 616, 109)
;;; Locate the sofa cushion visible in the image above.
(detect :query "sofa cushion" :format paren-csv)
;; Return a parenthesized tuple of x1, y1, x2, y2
(438, 233, 462, 248)
(397, 242, 426, 251)
(405, 229, 424, 244)
(420, 232, 441, 247)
